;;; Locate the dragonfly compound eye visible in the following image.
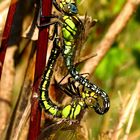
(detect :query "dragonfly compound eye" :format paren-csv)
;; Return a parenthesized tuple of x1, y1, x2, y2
(69, 3, 78, 14)
(62, 3, 78, 15)
(85, 97, 96, 107)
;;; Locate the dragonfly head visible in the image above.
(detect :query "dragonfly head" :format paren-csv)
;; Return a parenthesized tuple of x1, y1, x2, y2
(60, 0, 78, 15)
(82, 91, 98, 108)
(85, 97, 96, 108)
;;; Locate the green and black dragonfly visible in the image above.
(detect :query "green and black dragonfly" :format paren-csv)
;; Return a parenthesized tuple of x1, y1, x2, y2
(38, 0, 110, 116)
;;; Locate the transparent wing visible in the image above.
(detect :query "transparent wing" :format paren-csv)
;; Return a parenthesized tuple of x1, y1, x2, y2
(38, 120, 81, 140)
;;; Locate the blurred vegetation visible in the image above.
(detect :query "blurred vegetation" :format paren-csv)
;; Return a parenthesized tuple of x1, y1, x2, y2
(78, 0, 140, 140)
(0, 0, 140, 140)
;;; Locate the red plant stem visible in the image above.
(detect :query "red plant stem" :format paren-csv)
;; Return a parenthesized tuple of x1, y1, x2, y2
(28, 0, 52, 140)
(0, 0, 18, 80)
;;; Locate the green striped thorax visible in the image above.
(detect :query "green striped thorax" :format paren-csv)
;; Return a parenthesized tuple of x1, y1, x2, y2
(61, 14, 83, 55)
(61, 100, 84, 119)
(61, 91, 97, 119)
(62, 16, 77, 41)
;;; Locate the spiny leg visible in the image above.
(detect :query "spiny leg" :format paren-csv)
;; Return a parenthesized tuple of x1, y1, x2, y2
(55, 77, 75, 98)
(37, 20, 61, 29)
(37, 0, 61, 29)
(39, 0, 60, 18)
(52, 0, 62, 12)
(67, 77, 80, 96)
(54, 78, 75, 98)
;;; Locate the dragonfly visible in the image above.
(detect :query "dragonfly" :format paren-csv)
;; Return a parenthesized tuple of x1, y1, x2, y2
(38, 0, 110, 115)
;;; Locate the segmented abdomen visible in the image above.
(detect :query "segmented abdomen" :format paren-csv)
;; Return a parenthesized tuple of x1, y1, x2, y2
(39, 38, 84, 119)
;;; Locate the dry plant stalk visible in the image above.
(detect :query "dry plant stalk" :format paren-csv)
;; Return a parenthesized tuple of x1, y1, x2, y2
(7, 43, 36, 140)
(112, 81, 140, 140)
(13, 103, 31, 140)
(0, 0, 10, 35)
(0, 0, 10, 12)
(81, 0, 140, 75)
(0, 0, 18, 79)
(0, 46, 17, 137)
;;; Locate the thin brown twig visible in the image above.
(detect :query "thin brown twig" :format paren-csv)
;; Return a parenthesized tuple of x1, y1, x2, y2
(123, 99, 138, 140)
(81, 0, 140, 75)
